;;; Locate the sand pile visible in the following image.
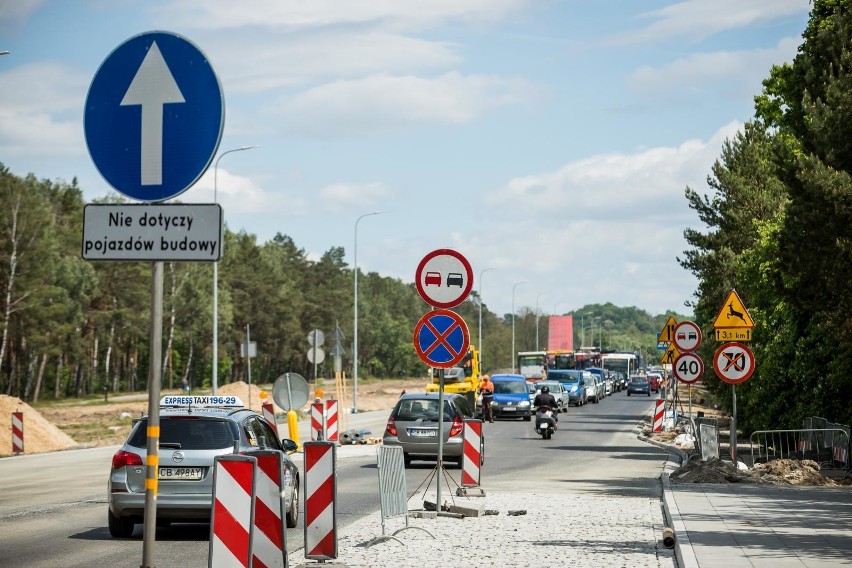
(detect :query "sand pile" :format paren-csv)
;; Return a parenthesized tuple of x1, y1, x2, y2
(670, 457, 839, 486)
(0, 395, 79, 457)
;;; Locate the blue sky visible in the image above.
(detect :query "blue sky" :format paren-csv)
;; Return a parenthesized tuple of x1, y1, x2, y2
(0, 1, 811, 319)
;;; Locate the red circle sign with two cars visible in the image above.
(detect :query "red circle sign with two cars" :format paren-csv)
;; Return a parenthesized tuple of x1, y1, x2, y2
(413, 249, 473, 368)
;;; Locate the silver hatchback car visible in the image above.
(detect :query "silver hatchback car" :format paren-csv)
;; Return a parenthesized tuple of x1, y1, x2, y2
(107, 395, 299, 537)
(383, 392, 483, 468)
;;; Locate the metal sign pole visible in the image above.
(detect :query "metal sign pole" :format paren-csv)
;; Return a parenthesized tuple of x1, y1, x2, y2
(246, 324, 252, 408)
(142, 261, 164, 568)
(437, 368, 445, 511)
(731, 384, 737, 463)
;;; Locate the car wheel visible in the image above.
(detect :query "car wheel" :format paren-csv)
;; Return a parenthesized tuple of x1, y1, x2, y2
(403, 452, 412, 467)
(523, 414, 531, 422)
(108, 509, 135, 538)
(286, 476, 300, 528)
(627, 391, 631, 396)
(647, 392, 651, 397)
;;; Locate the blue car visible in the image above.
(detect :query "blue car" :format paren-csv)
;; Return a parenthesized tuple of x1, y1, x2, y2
(489, 374, 532, 420)
(546, 369, 588, 406)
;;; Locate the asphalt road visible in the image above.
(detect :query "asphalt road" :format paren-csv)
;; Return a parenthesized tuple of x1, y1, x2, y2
(0, 389, 672, 568)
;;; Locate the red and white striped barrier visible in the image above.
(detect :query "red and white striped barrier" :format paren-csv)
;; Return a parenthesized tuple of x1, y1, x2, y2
(797, 438, 811, 452)
(251, 451, 287, 568)
(833, 445, 848, 464)
(311, 402, 325, 441)
(652, 400, 664, 432)
(11, 411, 23, 454)
(325, 400, 339, 442)
(304, 442, 337, 561)
(209, 455, 257, 568)
(262, 401, 279, 438)
(462, 419, 482, 487)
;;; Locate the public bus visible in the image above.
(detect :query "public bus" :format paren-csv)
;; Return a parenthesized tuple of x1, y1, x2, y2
(600, 350, 642, 378)
(517, 350, 548, 382)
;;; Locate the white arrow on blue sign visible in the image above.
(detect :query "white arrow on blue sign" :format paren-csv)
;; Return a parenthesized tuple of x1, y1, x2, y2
(84, 31, 224, 202)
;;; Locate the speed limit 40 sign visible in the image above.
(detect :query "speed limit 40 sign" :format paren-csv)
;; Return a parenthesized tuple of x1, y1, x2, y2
(673, 352, 704, 384)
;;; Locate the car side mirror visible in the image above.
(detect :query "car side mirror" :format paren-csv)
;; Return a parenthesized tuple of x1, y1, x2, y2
(281, 439, 298, 454)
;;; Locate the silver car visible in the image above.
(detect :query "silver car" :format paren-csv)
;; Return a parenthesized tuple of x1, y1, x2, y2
(107, 395, 299, 538)
(383, 392, 484, 468)
(530, 380, 570, 413)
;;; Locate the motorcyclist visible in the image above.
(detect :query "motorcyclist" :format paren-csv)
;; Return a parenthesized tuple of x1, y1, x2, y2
(533, 386, 559, 428)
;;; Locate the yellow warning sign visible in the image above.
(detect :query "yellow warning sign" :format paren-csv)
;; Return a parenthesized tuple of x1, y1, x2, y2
(712, 289, 754, 329)
(659, 342, 680, 365)
(658, 316, 678, 343)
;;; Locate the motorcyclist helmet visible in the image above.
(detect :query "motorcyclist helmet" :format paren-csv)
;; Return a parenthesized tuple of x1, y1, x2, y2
(541, 386, 549, 394)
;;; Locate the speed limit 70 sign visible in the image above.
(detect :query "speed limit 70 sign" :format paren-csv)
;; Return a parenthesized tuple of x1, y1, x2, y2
(673, 352, 704, 384)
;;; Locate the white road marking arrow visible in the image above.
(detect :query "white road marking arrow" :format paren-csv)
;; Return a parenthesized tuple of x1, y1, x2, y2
(120, 41, 185, 186)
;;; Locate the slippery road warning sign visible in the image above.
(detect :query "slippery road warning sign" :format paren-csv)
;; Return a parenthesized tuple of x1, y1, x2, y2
(413, 309, 470, 368)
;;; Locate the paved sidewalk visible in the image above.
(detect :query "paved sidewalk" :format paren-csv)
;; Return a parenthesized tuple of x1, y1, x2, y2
(663, 476, 852, 568)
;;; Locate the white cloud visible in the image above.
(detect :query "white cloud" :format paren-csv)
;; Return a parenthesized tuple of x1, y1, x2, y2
(487, 122, 742, 223)
(627, 37, 802, 100)
(183, 168, 310, 215)
(626, 0, 810, 44)
(0, 62, 88, 157)
(215, 31, 462, 95)
(270, 71, 538, 136)
(319, 182, 392, 213)
(0, 0, 44, 25)
(153, 0, 529, 32)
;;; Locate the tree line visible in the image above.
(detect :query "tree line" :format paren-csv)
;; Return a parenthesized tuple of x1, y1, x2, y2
(681, 0, 852, 430)
(0, 164, 673, 404)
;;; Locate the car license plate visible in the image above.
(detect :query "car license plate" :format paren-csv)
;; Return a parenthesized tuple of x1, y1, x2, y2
(502, 407, 516, 411)
(159, 467, 203, 480)
(408, 429, 436, 438)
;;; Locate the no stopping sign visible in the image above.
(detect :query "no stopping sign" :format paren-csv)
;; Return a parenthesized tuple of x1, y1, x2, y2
(673, 352, 704, 384)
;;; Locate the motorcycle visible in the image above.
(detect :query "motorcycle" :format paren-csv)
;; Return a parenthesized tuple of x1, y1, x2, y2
(534, 405, 557, 439)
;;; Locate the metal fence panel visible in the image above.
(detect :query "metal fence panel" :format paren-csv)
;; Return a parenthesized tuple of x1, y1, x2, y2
(377, 446, 408, 523)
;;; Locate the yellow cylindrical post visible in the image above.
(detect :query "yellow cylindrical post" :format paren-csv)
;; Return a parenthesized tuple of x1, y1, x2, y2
(287, 409, 301, 450)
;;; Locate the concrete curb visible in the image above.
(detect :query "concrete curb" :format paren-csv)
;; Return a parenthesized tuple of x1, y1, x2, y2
(635, 432, 700, 568)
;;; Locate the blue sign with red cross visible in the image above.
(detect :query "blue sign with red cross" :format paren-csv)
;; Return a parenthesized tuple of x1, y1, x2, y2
(413, 309, 470, 369)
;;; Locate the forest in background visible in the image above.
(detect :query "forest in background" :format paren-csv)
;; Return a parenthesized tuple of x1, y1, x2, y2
(0, 164, 676, 406)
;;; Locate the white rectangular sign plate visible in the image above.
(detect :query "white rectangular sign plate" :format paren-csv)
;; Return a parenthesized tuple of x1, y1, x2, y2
(82, 203, 222, 261)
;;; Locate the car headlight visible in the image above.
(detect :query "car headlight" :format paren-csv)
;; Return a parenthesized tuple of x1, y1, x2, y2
(518, 400, 530, 408)
(570, 386, 578, 393)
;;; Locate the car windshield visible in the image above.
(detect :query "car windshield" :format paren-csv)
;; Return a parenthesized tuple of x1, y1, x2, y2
(128, 417, 235, 450)
(494, 381, 527, 394)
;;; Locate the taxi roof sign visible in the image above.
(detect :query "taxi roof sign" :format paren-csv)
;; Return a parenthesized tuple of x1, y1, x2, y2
(160, 395, 244, 407)
(713, 289, 754, 329)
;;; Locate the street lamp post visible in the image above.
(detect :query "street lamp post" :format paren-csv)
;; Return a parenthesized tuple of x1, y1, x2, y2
(511, 281, 526, 373)
(353, 211, 383, 414)
(478, 267, 495, 368)
(535, 293, 547, 351)
(212, 145, 257, 395)
(580, 312, 595, 349)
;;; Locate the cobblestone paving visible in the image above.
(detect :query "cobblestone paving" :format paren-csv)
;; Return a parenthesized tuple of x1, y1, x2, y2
(298, 490, 677, 568)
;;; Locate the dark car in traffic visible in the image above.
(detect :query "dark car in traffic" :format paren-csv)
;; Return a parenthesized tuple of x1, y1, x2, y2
(383, 392, 483, 468)
(626, 375, 651, 396)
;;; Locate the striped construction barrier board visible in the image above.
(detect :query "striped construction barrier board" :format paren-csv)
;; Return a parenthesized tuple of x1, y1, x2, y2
(325, 399, 339, 442)
(11, 411, 23, 454)
(249, 451, 287, 568)
(262, 401, 279, 438)
(462, 419, 482, 487)
(310, 402, 325, 441)
(652, 400, 664, 432)
(304, 441, 337, 560)
(209, 455, 257, 568)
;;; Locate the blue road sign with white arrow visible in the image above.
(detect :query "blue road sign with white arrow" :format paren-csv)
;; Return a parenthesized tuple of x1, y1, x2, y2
(84, 31, 224, 202)
(413, 309, 470, 369)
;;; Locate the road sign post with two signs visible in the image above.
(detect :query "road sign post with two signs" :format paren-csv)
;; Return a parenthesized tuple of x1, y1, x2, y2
(413, 249, 474, 509)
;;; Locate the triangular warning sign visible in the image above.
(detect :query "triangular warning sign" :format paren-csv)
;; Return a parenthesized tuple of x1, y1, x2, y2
(658, 316, 678, 343)
(659, 342, 680, 365)
(713, 289, 754, 329)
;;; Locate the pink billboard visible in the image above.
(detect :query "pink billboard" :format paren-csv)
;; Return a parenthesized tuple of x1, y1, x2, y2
(548, 315, 573, 351)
